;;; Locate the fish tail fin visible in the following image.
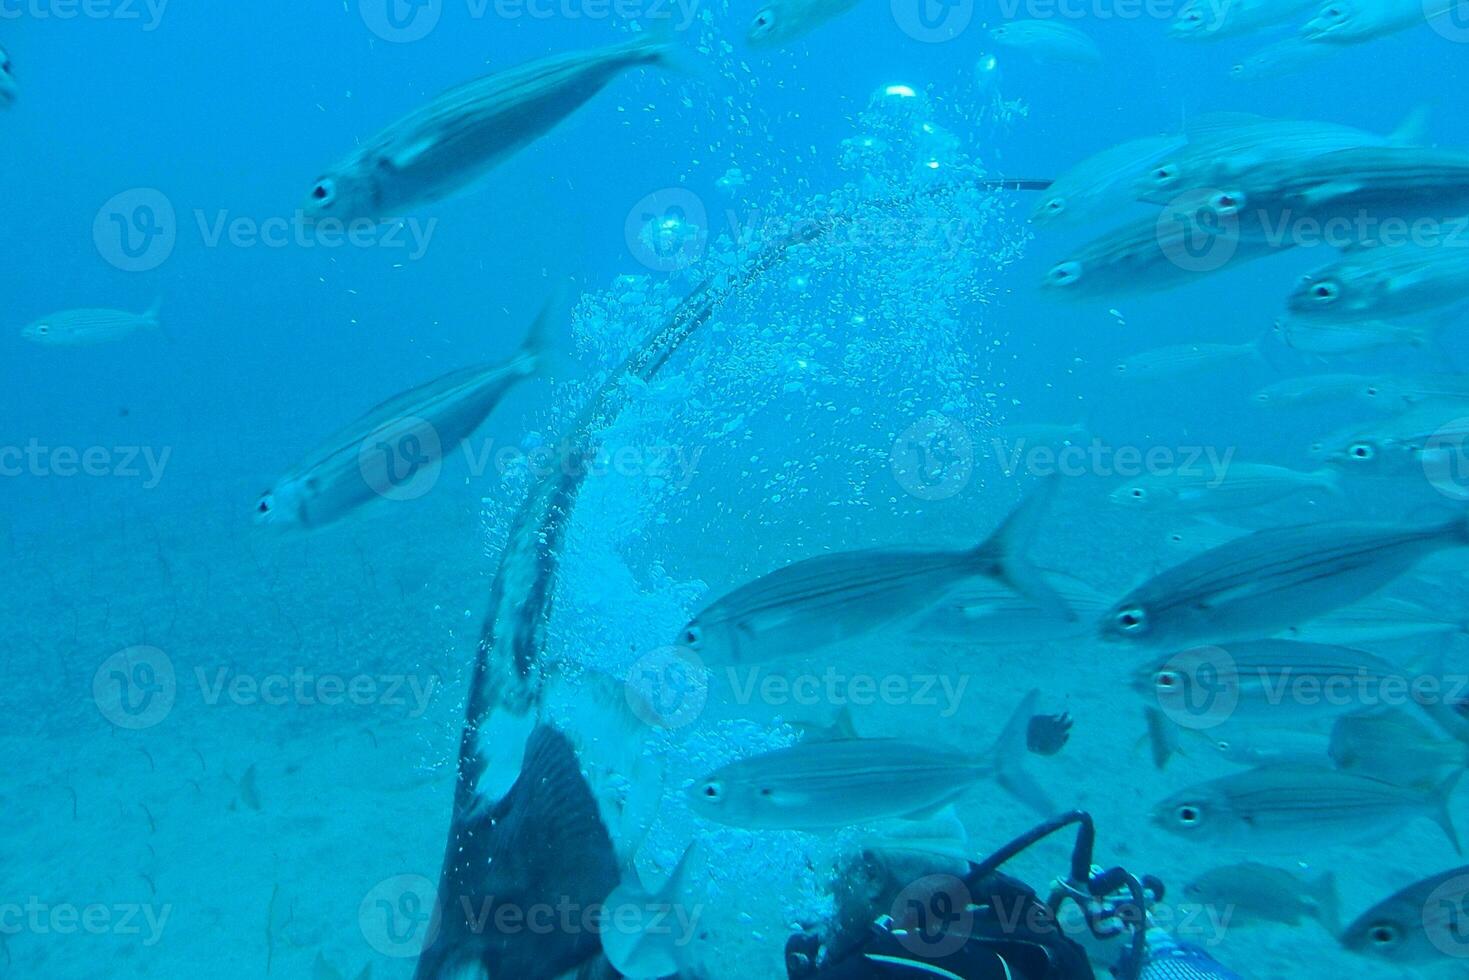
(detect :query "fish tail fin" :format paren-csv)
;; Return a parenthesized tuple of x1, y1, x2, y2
(987, 689, 1056, 816)
(1142, 706, 1180, 770)
(1312, 467, 1344, 498)
(624, 23, 707, 82)
(1389, 104, 1432, 146)
(144, 297, 172, 341)
(971, 475, 1076, 622)
(517, 285, 569, 379)
(1310, 871, 1342, 936)
(1430, 769, 1464, 855)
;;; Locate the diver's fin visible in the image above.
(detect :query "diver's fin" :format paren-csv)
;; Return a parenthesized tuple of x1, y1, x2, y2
(1310, 871, 1341, 937)
(972, 475, 1075, 622)
(988, 689, 1057, 816)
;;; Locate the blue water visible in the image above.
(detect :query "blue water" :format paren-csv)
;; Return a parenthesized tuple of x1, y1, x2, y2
(4, 1, 1468, 977)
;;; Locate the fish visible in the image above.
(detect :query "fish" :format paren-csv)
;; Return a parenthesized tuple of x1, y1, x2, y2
(1274, 314, 1447, 357)
(600, 844, 704, 979)
(1364, 373, 1469, 408)
(256, 299, 552, 528)
(990, 421, 1092, 447)
(1110, 463, 1339, 512)
(1308, 406, 1469, 470)
(1281, 594, 1467, 644)
(1251, 373, 1380, 409)
(1101, 513, 1469, 647)
(1135, 110, 1427, 205)
(988, 21, 1103, 68)
(677, 477, 1072, 666)
(305, 34, 678, 223)
(21, 302, 162, 347)
(1112, 337, 1265, 380)
(1133, 639, 1412, 729)
(1330, 708, 1469, 789)
(413, 725, 619, 980)
(1170, 0, 1319, 40)
(1230, 36, 1341, 80)
(1143, 703, 1331, 769)
(1184, 863, 1340, 932)
(688, 690, 1055, 829)
(0, 44, 16, 108)
(1288, 242, 1469, 325)
(1041, 213, 1281, 299)
(1341, 866, 1469, 964)
(747, 0, 861, 46)
(1160, 521, 1254, 556)
(1304, 0, 1461, 43)
(1031, 135, 1186, 228)
(915, 570, 1110, 647)
(1152, 763, 1461, 852)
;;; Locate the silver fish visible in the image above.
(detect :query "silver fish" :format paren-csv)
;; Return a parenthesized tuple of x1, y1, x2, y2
(1309, 405, 1469, 470)
(0, 44, 16, 109)
(678, 478, 1070, 665)
(1251, 372, 1379, 409)
(1289, 242, 1469, 325)
(1365, 373, 1469, 408)
(1281, 594, 1467, 644)
(305, 34, 676, 223)
(1031, 134, 1185, 228)
(256, 300, 551, 528)
(1152, 764, 1461, 851)
(1101, 514, 1469, 646)
(1170, 0, 1318, 40)
(747, 0, 861, 46)
(917, 570, 1110, 646)
(1135, 110, 1426, 205)
(1112, 338, 1264, 380)
(689, 690, 1053, 829)
(1111, 463, 1338, 512)
(988, 21, 1103, 67)
(1275, 314, 1445, 356)
(1342, 866, 1469, 964)
(21, 303, 162, 347)
(1305, 0, 1460, 43)
(1230, 36, 1340, 80)
(1330, 708, 1468, 790)
(1184, 863, 1340, 931)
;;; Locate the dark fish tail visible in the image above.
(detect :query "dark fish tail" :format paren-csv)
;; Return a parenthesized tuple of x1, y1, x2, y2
(971, 474, 1076, 622)
(988, 689, 1056, 816)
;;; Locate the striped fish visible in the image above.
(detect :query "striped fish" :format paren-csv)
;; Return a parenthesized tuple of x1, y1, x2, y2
(1102, 515, 1469, 646)
(304, 34, 677, 223)
(1342, 866, 1469, 964)
(1152, 764, 1461, 852)
(255, 299, 552, 529)
(1032, 134, 1186, 228)
(21, 302, 161, 347)
(1289, 242, 1469, 325)
(988, 21, 1103, 68)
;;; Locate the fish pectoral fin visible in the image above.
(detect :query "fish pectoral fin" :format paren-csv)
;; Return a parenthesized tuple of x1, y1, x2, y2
(1299, 181, 1364, 207)
(900, 791, 970, 821)
(387, 136, 439, 170)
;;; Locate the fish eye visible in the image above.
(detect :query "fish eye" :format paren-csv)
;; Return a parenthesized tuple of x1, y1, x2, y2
(699, 780, 725, 804)
(1048, 261, 1082, 287)
(1367, 922, 1400, 947)
(1310, 281, 1340, 303)
(1045, 198, 1064, 214)
(311, 179, 337, 207)
(1174, 803, 1204, 826)
(750, 7, 777, 35)
(1116, 607, 1147, 632)
(1211, 191, 1244, 215)
(1130, 487, 1145, 499)
(1152, 164, 1178, 186)
(37, 324, 49, 334)
(1363, 385, 1380, 397)
(256, 494, 274, 515)
(1154, 669, 1180, 690)
(1348, 442, 1375, 461)
(682, 625, 703, 649)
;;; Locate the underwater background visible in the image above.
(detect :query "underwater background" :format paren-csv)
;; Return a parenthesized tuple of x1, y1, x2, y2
(4, 0, 1469, 977)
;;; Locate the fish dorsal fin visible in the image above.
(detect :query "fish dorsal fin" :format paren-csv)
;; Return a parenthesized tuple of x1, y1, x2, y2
(1185, 112, 1271, 143)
